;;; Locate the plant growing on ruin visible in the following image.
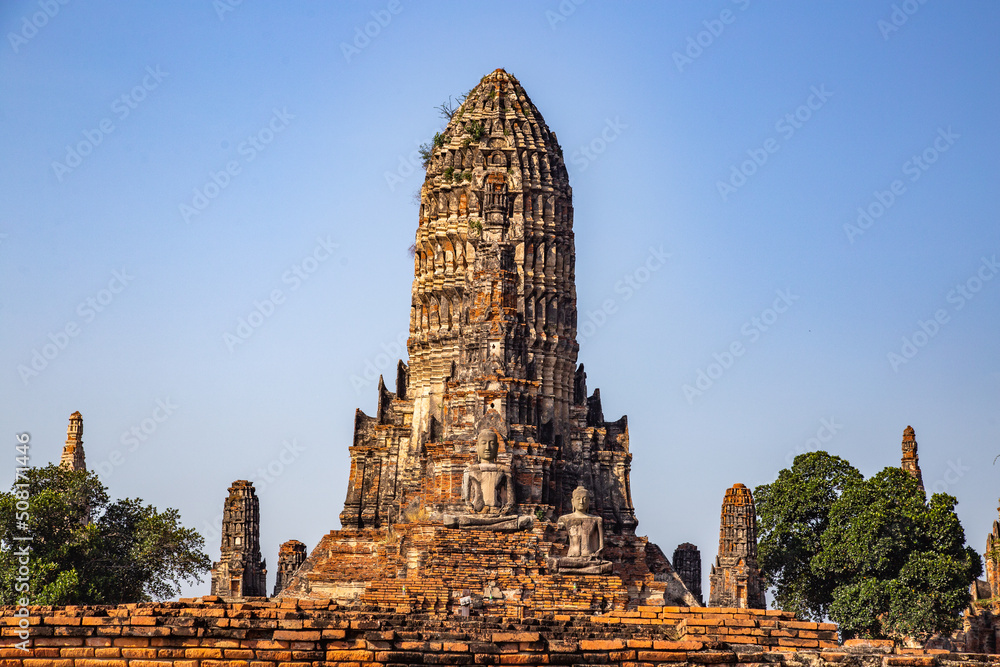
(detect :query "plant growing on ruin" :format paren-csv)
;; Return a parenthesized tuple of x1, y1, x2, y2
(435, 95, 466, 121)
(468, 218, 483, 234)
(418, 142, 433, 168)
(0, 464, 210, 605)
(986, 544, 1000, 569)
(443, 167, 454, 181)
(466, 121, 485, 142)
(433, 131, 445, 148)
(462, 170, 472, 182)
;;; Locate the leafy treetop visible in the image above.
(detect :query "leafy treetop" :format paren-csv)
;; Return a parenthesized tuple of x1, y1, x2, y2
(756, 452, 982, 641)
(0, 464, 211, 605)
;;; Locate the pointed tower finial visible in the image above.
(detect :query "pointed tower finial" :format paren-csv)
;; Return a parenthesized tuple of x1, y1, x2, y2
(900, 425, 924, 492)
(60, 411, 86, 472)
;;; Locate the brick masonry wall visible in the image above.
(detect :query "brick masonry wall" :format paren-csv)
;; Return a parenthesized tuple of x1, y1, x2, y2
(593, 606, 838, 650)
(3, 598, 999, 666)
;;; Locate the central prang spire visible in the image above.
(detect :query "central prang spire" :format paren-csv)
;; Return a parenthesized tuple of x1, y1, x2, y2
(339, 69, 636, 539)
(407, 68, 578, 446)
(284, 69, 706, 612)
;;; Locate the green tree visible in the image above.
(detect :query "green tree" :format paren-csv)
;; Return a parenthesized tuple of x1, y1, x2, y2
(754, 451, 862, 620)
(814, 468, 981, 641)
(0, 465, 211, 605)
(757, 454, 981, 641)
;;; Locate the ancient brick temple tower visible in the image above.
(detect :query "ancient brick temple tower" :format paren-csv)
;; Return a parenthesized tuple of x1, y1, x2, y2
(211, 480, 267, 600)
(900, 425, 924, 492)
(282, 69, 696, 613)
(709, 483, 765, 609)
(60, 411, 86, 472)
(338, 67, 635, 534)
(673, 543, 703, 605)
(273, 540, 307, 597)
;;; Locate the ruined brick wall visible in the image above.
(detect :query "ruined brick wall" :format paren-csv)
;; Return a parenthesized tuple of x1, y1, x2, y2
(956, 603, 999, 654)
(948, 502, 1000, 654)
(592, 605, 838, 649)
(3, 600, 998, 666)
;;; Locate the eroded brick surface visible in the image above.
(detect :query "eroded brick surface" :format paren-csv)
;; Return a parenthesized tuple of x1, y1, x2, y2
(3, 601, 998, 666)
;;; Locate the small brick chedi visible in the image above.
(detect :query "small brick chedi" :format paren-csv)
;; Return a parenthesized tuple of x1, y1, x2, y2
(273, 540, 307, 597)
(59, 410, 86, 472)
(210, 480, 267, 599)
(281, 69, 697, 613)
(708, 483, 765, 609)
(673, 543, 703, 605)
(900, 424, 924, 492)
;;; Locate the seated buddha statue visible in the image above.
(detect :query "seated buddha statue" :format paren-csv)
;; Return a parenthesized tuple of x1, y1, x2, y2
(547, 485, 612, 574)
(442, 428, 533, 532)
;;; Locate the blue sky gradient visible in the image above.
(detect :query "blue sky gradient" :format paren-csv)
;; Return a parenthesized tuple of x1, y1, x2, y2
(2, 1, 998, 599)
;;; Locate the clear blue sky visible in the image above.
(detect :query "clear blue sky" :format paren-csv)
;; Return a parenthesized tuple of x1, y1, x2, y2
(2, 1, 998, 600)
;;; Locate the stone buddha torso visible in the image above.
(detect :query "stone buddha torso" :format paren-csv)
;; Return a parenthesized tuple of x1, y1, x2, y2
(467, 463, 507, 513)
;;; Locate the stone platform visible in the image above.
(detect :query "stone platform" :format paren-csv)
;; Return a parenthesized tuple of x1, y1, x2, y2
(4, 599, 1000, 666)
(278, 522, 695, 614)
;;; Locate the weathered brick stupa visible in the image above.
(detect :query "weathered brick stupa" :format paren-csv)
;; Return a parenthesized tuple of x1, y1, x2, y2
(60, 411, 86, 472)
(708, 484, 765, 610)
(900, 425, 924, 492)
(281, 69, 697, 614)
(211, 481, 267, 599)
